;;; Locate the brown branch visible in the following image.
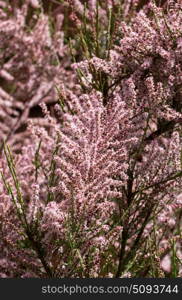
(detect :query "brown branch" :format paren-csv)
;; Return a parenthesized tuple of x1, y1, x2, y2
(25, 229, 53, 278)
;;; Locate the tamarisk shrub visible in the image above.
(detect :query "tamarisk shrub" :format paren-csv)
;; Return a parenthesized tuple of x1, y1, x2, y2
(0, 0, 182, 277)
(0, 90, 135, 277)
(0, 0, 128, 152)
(0, 0, 75, 151)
